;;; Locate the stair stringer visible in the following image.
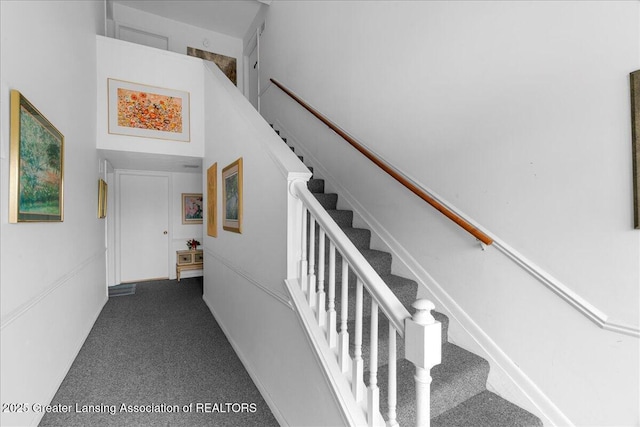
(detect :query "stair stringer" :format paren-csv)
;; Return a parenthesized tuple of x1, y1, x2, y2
(283, 278, 385, 427)
(274, 119, 572, 427)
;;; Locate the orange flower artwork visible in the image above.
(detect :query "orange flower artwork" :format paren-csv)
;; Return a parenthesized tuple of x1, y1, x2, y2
(116, 88, 183, 133)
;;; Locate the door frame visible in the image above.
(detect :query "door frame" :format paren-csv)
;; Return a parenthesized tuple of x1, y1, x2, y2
(244, 22, 264, 111)
(114, 169, 173, 284)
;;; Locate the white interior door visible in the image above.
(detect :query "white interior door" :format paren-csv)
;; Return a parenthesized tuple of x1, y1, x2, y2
(119, 173, 170, 282)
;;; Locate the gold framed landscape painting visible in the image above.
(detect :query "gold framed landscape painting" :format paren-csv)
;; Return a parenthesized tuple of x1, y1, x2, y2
(9, 90, 64, 222)
(108, 78, 190, 142)
(222, 158, 243, 233)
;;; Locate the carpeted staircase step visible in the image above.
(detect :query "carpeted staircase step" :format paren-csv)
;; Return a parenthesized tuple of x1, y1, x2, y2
(308, 178, 325, 193)
(360, 249, 392, 277)
(341, 227, 371, 250)
(431, 390, 543, 427)
(307, 237, 392, 280)
(334, 274, 418, 321)
(373, 343, 491, 424)
(314, 193, 338, 210)
(327, 209, 353, 227)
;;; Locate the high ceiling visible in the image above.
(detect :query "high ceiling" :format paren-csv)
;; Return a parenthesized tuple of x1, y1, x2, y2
(105, 1, 266, 173)
(110, 0, 266, 39)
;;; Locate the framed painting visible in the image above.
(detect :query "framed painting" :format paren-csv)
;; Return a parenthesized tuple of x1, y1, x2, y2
(9, 90, 64, 222)
(207, 163, 218, 237)
(187, 47, 237, 86)
(98, 179, 108, 219)
(630, 70, 640, 229)
(107, 78, 190, 142)
(182, 193, 203, 224)
(222, 158, 243, 233)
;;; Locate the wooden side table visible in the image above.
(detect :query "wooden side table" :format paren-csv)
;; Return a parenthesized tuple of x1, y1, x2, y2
(176, 249, 203, 282)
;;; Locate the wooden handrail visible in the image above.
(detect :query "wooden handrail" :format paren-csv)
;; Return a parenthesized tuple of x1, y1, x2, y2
(271, 78, 494, 246)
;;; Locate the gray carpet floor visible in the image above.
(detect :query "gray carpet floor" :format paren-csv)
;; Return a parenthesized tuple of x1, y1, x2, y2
(39, 278, 278, 427)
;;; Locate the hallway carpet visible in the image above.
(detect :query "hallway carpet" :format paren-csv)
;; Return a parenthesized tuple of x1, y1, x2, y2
(39, 278, 278, 427)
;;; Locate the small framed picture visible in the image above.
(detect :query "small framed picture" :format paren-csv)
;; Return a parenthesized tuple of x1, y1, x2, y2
(222, 158, 243, 233)
(182, 193, 203, 224)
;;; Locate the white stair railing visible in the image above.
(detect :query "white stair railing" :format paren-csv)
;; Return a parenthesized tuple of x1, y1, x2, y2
(287, 178, 442, 426)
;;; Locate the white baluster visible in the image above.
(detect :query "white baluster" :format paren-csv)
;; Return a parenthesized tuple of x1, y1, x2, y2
(405, 299, 442, 427)
(352, 278, 364, 401)
(338, 259, 350, 373)
(317, 229, 326, 326)
(327, 242, 337, 348)
(300, 207, 308, 295)
(367, 300, 379, 426)
(308, 216, 316, 308)
(387, 324, 398, 427)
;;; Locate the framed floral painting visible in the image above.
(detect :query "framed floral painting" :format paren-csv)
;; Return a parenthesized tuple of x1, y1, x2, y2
(108, 78, 190, 142)
(182, 193, 203, 224)
(9, 90, 64, 222)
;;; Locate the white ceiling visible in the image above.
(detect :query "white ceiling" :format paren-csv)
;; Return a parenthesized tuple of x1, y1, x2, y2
(110, 0, 265, 39)
(100, 150, 203, 175)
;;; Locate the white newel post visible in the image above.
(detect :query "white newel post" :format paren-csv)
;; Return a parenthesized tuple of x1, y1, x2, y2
(287, 177, 307, 280)
(404, 299, 442, 427)
(287, 175, 313, 288)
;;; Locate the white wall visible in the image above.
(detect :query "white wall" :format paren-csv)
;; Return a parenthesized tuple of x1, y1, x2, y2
(96, 36, 205, 158)
(109, 2, 245, 93)
(259, 2, 640, 426)
(0, 1, 107, 426)
(202, 61, 345, 426)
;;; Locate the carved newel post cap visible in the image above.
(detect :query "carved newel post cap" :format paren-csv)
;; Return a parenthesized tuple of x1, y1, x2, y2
(412, 299, 435, 312)
(412, 299, 435, 324)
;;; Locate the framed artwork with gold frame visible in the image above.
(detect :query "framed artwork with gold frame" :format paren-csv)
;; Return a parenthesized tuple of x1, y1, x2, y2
(207, 163, 218, 237)
(98, 179, 108, 219)
(9, 89, 64, 222)
(630, 70, 640, 229)
(222, 158, 243, 233)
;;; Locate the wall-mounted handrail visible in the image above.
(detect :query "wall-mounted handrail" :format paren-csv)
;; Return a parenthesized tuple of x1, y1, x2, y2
(270, 78, 639, 338)
(271, 78, 493, 246)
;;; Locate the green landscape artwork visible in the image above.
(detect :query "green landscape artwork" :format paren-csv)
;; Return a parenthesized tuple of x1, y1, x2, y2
(10, 90, 64, 222)
(225, 172, 239, 221)
(222, 157, 242, 233)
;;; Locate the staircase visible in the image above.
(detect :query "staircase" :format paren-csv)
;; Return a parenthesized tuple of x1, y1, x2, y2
(276, 127, 543, 427)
